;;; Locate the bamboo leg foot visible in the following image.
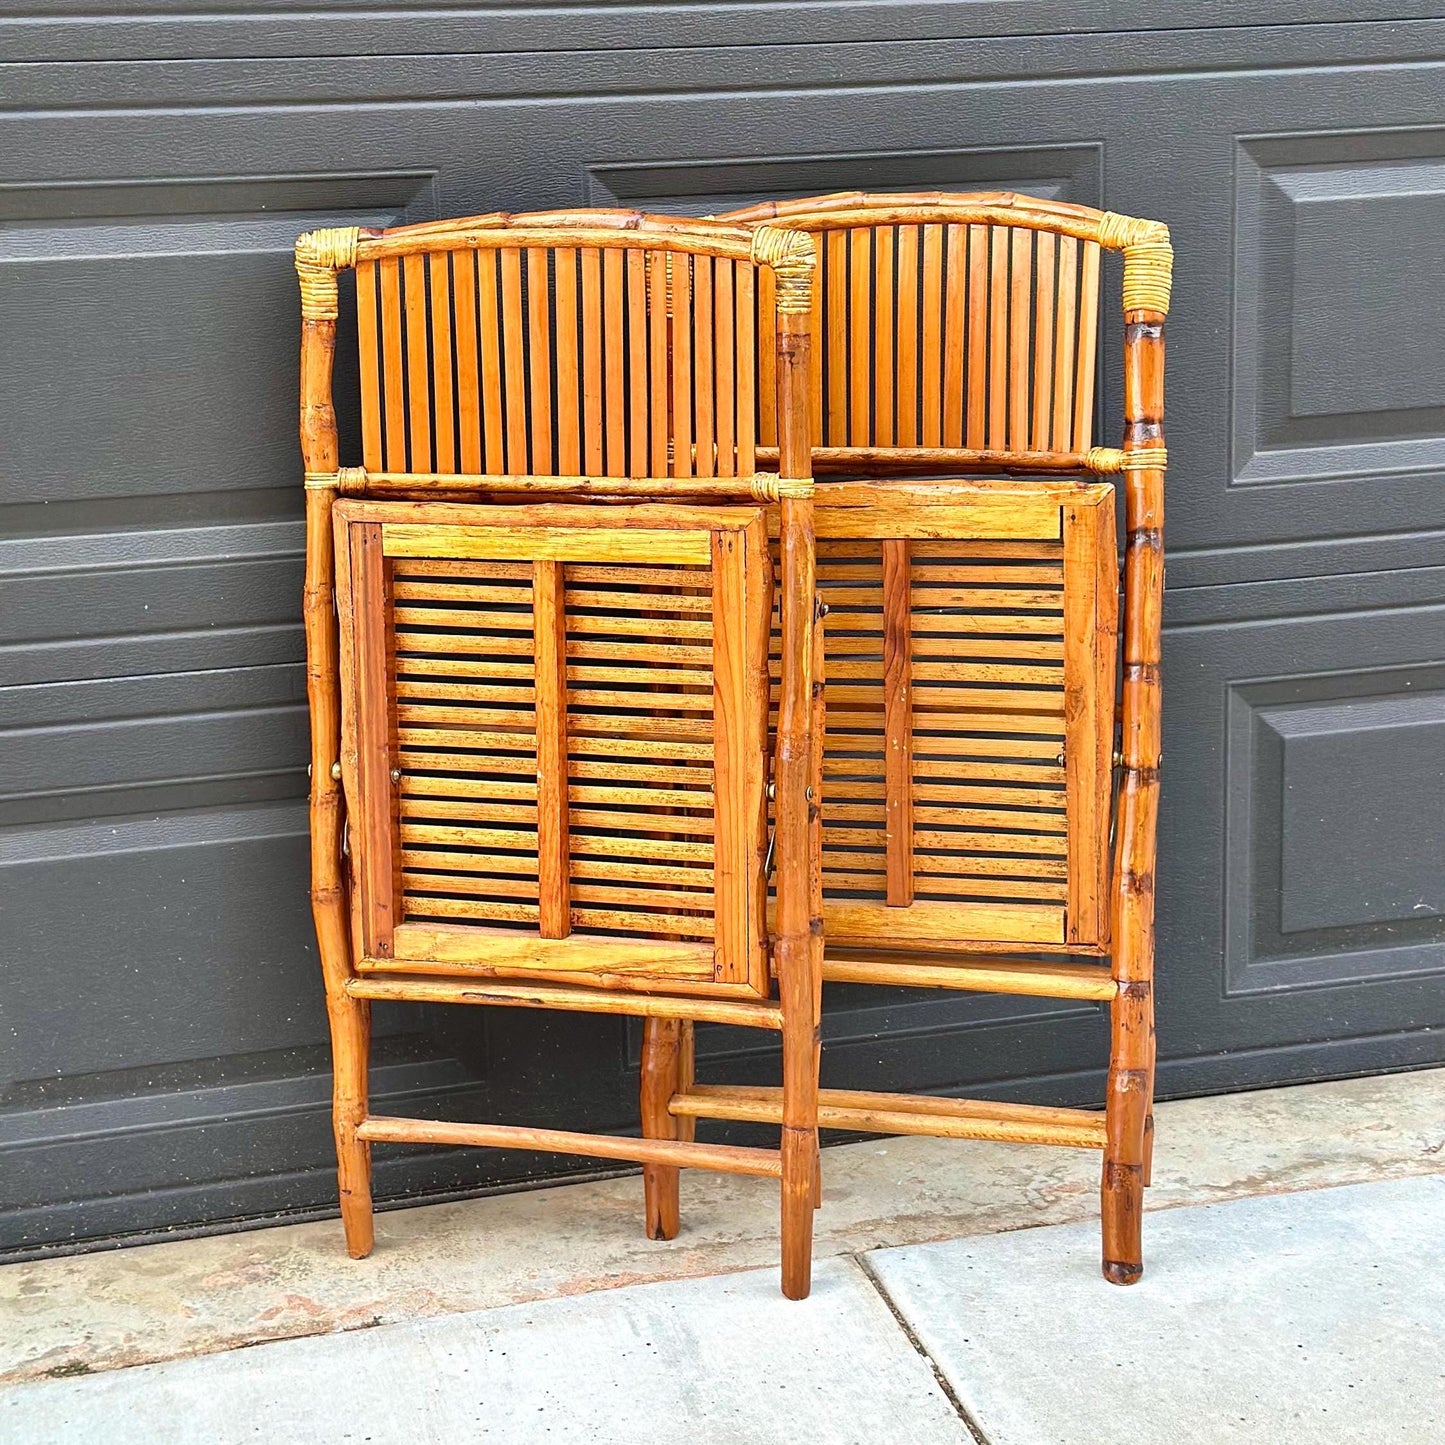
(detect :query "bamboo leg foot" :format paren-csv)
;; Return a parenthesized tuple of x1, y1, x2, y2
(1101, 1057, 1148, 1285)
(1101, 1158, 1143, 1284)
(780, 1125, 817, 1300)
(329, 995, 373, 1259)
(641, 1018, 683, 1242)
(337, 1135, 374, 1260)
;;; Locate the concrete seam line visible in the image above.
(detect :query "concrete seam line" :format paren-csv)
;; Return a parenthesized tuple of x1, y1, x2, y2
(851, 1252, 992, 1445)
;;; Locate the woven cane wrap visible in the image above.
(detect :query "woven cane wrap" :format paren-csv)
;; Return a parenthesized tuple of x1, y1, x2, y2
(750, 225, 816, 314)
(295, 227, 360, 321)
(1097, 212, 1173, 317)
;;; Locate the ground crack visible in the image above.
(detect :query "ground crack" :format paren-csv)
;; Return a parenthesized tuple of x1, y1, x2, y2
(853, 1252, 991, 1445)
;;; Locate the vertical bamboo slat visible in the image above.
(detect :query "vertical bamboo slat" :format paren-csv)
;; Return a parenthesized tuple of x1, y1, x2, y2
(429, 253, 455, 473)
(1031, 232, 1056, 452)
(603, 248, 627, 475)
(850, 228, 872, 447)
(760, 265, 779, 449)
(882, 538, 914, 907)
(626, 249, 650, 476)
(1052, 235, 1079, 451)
(500, 248, 527, 473)
(920, 224, 943, 446)
(580, 247, 604, 475)
(1074, 242, 1102, 451)
(987, 226, 1009, 449)
(403, 254, 431, 472)
(715, 259, 736, 476)
(1008, 227, 1032, 452)
(806, 260, 822, 448)
(694, 257, 715, 477)
(355, 261, 382, 470)
(671, 255, 693, 477)
(736, 262, 757, 473)
(942, 224, 966, 448)
(826, 230, 847, 446)
(454, 250, 482, 473)
(478, 249, 504, 473)
(534, 559, 570, 938)
(554, 248, 580, 474)
(380, 259, 405, 470)
(527, 249, 554, 476)
(873, 225, 895, 447)
(896, 225, 919, 446)
(648, 250, 669, 476)
(966, 224, 988, 449)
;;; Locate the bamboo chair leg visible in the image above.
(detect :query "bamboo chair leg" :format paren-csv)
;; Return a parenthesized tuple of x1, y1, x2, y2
(779, 1004, 819, 1300)
(328, 991, 374, 1259)
(641, 1017, 683, 1241)
(1101, 993, 1146, 1284)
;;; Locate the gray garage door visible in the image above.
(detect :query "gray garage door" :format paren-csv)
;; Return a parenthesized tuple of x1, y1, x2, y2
(4, 2, 1444, 1254)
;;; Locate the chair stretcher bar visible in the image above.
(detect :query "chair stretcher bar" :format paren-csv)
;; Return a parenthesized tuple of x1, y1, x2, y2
(356, 1116, 783, 1177)
(670, 1084, 1108, 1150)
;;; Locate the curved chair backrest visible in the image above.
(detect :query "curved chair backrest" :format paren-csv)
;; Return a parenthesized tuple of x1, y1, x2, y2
(719, 190, 1171, 475)
(297, 209, 813, 487)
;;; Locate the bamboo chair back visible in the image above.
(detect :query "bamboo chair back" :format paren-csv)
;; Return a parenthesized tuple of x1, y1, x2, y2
(726, 190, 1128, 472)
(722, 192, 1171, 954)
(353, 212, 769, 483)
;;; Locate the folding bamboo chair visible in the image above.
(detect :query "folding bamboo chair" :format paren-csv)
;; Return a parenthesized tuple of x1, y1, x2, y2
(294, 210, 828, 1297)
(656, 191, 1171, 1284)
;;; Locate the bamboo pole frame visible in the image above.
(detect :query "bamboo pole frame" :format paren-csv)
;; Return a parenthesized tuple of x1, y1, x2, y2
(297, 225, 374, 1260)
(1102, 275, 1168, 1286)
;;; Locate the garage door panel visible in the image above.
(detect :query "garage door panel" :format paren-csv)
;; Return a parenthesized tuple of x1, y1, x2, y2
(1231, 128, 1445, 490)
(0, 176, 432, 509)
(0, 530, 305, 687)
(1164, 590, 1445, 1058)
